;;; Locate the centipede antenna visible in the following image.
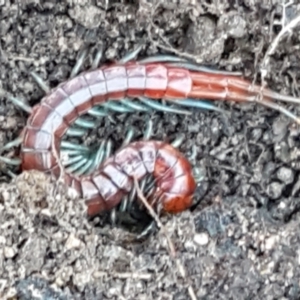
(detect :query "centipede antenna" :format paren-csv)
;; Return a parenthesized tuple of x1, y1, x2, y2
(6, 94, 32, 114)
(165, 98, 225, 113)
(30, 71, 50, 94)
(70, 48, 89, 78)
(87, 107, 108, 117)
(61, 141, 90, 152)
(119, 44, 144, 63)
(166, 62, 243, 76)
(0, 137, 23, 153)
(65, 127, 87, 137)
(138, 96, 192, 115)
(91, 45, 104, 69)
(0, 156, 21, 166)
(66, 157, 89, 174)
(74, 117, 96, 129)
(120, 98, 149, 112)
(101, 101, 135, 113)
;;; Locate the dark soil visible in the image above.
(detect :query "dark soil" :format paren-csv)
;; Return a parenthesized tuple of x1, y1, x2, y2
(1, 1, 300, 299)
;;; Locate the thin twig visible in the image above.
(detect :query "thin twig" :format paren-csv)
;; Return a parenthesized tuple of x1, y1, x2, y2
(93, 270, 154, 280)
(133, 177, 197, 300)
(51, 131, 65, 183)
(260, 3, 300, 84)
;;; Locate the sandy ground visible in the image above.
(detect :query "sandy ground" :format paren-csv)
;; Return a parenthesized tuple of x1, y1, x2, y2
(1, 0, 300, 299)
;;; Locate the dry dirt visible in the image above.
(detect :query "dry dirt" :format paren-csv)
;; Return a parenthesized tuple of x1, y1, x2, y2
(1, 1, 300, 299)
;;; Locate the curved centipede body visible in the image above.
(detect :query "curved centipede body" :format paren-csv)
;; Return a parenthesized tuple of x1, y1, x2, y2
(21, 62, 202, 216)
(3, 46, 300, 224)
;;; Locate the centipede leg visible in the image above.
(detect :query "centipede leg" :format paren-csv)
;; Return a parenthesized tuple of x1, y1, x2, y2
(60, 139, 108, 175)
(62, 122, 136, 178)
(87, 107, 108, 117)
(137, 96, 192, 115)
(118, 44, 144, 63)
(120, 98, 149, 112)
(1, 88, 32, 114)
(0, 137, 23, 175)
(70, 48, 89, 78)
(99, 96, 201, 116)
(100, 101, 136, 113)
(60, 141, 90, 152)
(135, 219, 157, 241)
(74, 117, 97, 129)
(65, 127, 87, 137)
(0, 137, 23, 153)
(30, 71, 50, 94)
(91, 45, 104, 70)
(163, 98, 225, 113)
(0, 156, 21, 166)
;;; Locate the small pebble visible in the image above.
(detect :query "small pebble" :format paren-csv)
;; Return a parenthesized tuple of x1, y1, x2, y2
(4, 246, 16, 258)
(277, 167, 294, 185)
(217, 11, 247, 38)
(194, 233, 209, 246)
(264, 235, 278, 251)
(65, 233, 83, 250)
(267, 182, 284, 200)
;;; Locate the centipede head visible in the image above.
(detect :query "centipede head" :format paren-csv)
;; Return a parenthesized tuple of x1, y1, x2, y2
(162, 193, 195, 214)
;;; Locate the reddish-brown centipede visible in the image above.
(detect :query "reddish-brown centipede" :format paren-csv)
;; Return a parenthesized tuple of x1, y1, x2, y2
(2, 46, 300, 220)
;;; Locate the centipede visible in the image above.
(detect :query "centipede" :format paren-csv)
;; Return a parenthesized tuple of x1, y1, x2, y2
(1, 45, 300, 235)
